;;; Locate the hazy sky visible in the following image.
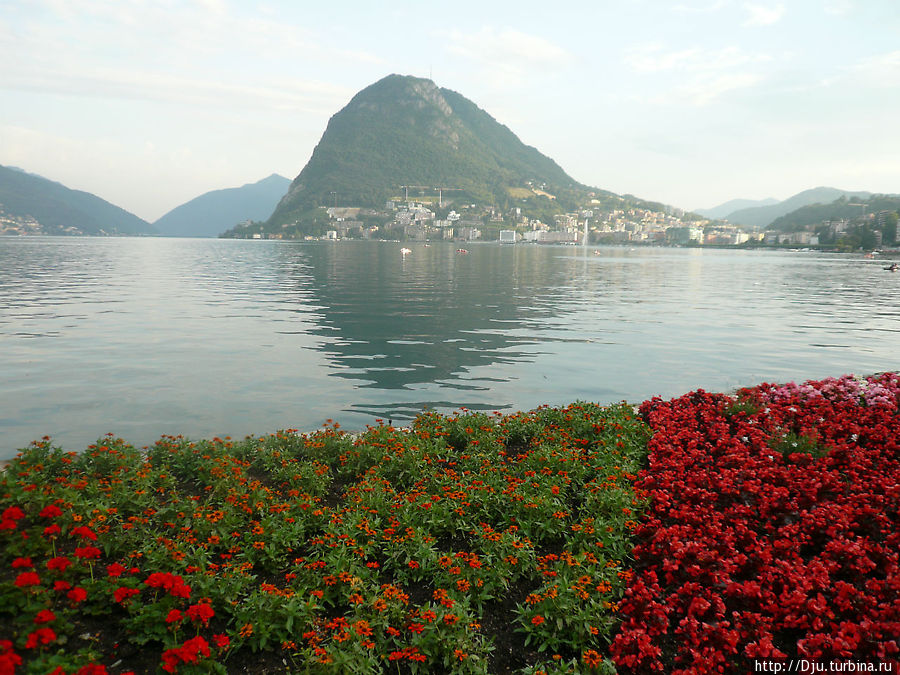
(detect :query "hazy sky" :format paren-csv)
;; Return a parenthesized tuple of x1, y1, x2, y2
(2, 0, 898, 221)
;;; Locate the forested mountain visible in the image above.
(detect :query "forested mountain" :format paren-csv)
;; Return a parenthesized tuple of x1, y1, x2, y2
(0, 165, 154, 236)
(724, 187, 872, 229)
(154, 174, 290, 237)
(264, 74, 632, 232)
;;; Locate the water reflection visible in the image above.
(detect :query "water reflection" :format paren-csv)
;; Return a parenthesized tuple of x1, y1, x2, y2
(1, 237, 898, 457)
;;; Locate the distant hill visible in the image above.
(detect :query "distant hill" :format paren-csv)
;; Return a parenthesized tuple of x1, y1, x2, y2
(695, 197, 778, 220)
(0, 164, 154, 236)
(259, 74, 640, 235)
(770, 194, 900, 232)
(724, 187, 872, 229)
(153, 174, 291, 237)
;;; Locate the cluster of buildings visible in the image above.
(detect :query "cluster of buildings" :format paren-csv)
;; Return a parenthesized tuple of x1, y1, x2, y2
(306, 201, 759, 247)
(0, 211, 54, 236)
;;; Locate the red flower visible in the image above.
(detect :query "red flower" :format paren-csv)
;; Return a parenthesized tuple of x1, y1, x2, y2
(24, 627, 56, 649)
(34, 610, 56, 624)
(53, 580, 71, 592)
(71, 525, 97, 541)
(47, 556, 72, 572)
(178, 636, 211, 664)
(1, 506, 25, 521)
(12, 557, 32, 569)
(186, 602, 214, 625)
(213, 634, 230, 649)
(73, 546, 101, 561)
(39, 505, 63, 519)
(166, 609, 184, 624)
(531, 615, 545, 626)
(67, 587, 87, 603)
(106, 562, 126, 577)
(75, 665, 109, 675)
(14, 571, 41, 588)
(114, 587, 140, 604)
(0, 639, 23, 672)
(43, 524, 61, 538)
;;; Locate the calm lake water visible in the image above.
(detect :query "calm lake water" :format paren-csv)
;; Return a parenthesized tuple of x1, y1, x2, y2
(2, 237, 898, 458)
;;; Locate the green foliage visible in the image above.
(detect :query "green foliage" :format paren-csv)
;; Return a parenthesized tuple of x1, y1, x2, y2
(769, 429, 829, 459)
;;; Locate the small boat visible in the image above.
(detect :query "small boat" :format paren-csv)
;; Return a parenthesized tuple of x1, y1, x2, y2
(456, 248, 468, 254)
(884, 263, 898, 272)
(400, 247, 412, 255)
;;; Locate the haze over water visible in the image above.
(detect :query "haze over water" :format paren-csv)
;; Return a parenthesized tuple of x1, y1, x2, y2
(2, 237, 898, 459)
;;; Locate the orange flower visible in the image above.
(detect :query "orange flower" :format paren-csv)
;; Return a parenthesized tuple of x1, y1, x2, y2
(582, 649, 602, 668)
(238, 623, 253, 638)
(352, 620, 372, 637)
(531, 615, 545, 626)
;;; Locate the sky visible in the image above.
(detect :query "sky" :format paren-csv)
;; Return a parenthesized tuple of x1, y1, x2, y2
(2, 0, 899, 222)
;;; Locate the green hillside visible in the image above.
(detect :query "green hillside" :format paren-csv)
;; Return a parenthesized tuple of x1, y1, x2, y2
(0, 165, 154, 236)
(724, 187, 872, 229)
(264, 75, 590, 231)
(770, 194, 900, 232)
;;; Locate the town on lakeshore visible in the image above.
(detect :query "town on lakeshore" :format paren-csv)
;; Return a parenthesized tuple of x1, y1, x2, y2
(225, 187, 900, 253)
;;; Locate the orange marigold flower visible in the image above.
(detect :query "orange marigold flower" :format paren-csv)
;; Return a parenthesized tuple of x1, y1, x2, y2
(531, 615, 545, 626)
(238, 623, 253, 638)
(582, 649, 602, 668)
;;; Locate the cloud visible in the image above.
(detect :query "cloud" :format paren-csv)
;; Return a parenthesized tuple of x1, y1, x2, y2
(672, 0, 729, 13)
(846, 50, 900, 86)
(626, 44, 771, 73)
(625, 44, 773, 105)
(671, 72, 763, 105)
(743, 2, 785, 26)
(824, 0, 853, 16)
(1, 0, 381, 108)
(444, 27, 573, 86)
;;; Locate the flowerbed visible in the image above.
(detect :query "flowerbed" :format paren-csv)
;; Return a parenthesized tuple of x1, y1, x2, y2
(4, 373, 899, 675)
(0, 402, 649, 674)
(611, 373, 900, 673)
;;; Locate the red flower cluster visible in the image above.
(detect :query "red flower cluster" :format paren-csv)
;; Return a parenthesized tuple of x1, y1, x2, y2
(0, 505, 25, 530)
(144, 572, 191, 599)
(25, 627, 56, 649)
(0, 640, 22, 673)
(161, 636, 211, 673)
(186, 602, 214, 626)
(612, 376, 900, 674)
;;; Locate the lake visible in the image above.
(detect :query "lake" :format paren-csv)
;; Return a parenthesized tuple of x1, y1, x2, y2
(1, 237, 897, 459)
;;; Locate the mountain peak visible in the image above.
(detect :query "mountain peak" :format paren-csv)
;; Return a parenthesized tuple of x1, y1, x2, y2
(267, 74, 579, 228)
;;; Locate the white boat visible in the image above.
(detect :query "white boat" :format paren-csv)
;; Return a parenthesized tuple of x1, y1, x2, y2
(456, 248, 468, 254)
(400, 247, 412, 255)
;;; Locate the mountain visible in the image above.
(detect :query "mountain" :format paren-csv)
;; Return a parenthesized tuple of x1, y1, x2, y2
(695, 197, 778, 220)
(723, 187, 872, 229)
(265, 74, 599, 230)
(0, 164, 154, 236)
(153, 174, 291, 237)
(770, 194, 900, 233)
